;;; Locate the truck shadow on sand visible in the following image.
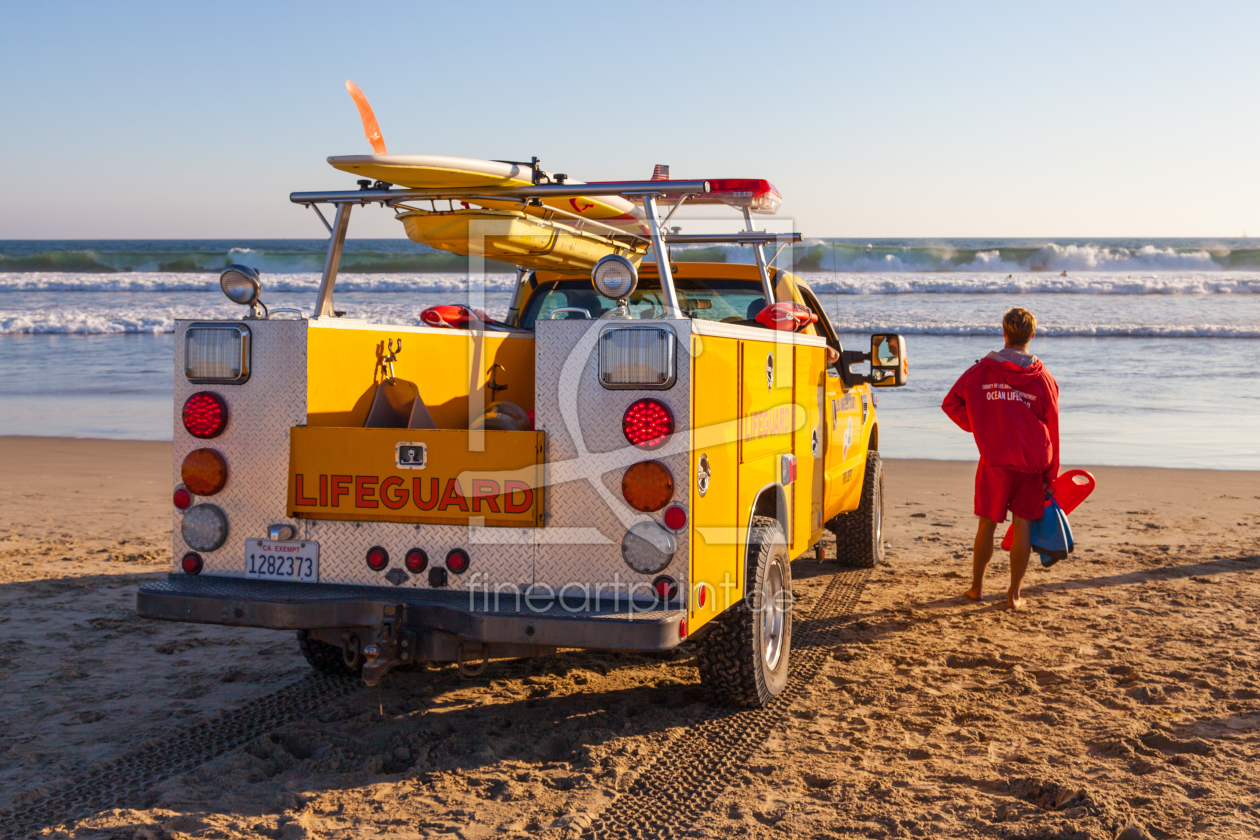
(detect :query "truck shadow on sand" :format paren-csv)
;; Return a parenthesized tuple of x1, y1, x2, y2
(5, 646, 729, 836)
(11, 578, 870, 837)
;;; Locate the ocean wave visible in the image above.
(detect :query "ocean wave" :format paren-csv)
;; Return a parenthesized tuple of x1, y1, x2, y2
(681, 241, 1260, 273)
(1, 305, 1253, 338)
(0, 272, 520, 293)
(0, 249, 518, 274)
(793, 272, 1260, 295)
(3, 270, 1259, 296)
(829, 321, 1260, 338)
(6, 238, 1260, 274)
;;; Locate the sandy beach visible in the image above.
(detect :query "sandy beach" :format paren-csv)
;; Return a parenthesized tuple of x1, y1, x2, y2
(2, 436, 1257, 839)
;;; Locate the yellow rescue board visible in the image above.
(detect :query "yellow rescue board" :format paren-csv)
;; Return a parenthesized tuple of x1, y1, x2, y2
(397, 209, 644, 272)
(288, 426, 546, 528)
(328, 154, 647, 234)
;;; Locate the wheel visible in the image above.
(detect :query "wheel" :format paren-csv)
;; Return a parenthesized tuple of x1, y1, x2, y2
(298, 630, 362, 678)
(827, 450, 884, 568)
(697, 516, 793, 708)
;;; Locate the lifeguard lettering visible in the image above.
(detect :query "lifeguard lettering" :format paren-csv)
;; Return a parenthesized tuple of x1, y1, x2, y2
(330, 475, 352, 507)
(472, 479, 501, 513)
(505, 480, 533, 513)
(294, 474, 317, 506)
(379, 476, 408, 509)
(742, 405, 794, 441)
(414, 477, 440, 510)
(438, 479, 469, 512)
(292, 474, 536, 516)
(355, 475, 379, 508)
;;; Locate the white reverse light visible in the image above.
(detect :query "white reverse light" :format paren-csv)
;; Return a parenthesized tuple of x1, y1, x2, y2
(591, 254, 638, 300)
(621, 521, 675, 575)
(599, 327, 676, 389)
(185, 323, 251, 384)
(182, 503, 228, 552)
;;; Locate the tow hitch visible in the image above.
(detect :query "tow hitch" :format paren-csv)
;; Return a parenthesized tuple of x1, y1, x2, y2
(361, 606, 417, 687)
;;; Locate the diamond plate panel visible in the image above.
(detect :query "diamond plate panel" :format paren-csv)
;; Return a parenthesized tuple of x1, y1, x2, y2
(304, 519, 533, 593)
(173, 319, 307, 577)
(533, 319, 691, 599)
(173, 319, 534, 591)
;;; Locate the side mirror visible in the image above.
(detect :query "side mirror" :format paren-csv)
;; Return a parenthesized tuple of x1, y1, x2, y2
(870, 333, 907, 387)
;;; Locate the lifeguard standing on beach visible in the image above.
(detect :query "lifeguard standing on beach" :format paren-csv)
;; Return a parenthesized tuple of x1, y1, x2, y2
(941, 308, 1060, 609)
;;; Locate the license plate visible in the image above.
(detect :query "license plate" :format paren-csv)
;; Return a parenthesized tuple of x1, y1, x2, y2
(244, 539, 319, 582)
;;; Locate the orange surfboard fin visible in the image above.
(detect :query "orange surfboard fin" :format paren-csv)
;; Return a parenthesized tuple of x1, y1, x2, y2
(345, 80, 387, 155)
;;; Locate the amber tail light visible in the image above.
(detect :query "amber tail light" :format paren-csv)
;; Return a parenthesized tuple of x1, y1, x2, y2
(181, 449, 228, 496)
(622, 460, 674, 512)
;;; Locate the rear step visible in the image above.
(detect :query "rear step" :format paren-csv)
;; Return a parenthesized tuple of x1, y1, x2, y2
(137, 575, 685, 652)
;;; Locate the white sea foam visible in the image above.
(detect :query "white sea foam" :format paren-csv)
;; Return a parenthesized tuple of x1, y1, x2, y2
(2, 271, 1258, 336)
(3, 271, 1259, 296)
(0, 272, 519, 294)
(795, 272, 1260, 295)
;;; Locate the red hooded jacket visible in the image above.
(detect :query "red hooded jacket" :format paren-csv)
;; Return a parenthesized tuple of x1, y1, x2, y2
(942, 352, 1060, 482)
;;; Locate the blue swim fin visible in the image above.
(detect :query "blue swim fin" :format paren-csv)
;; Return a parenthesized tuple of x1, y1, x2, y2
(1030, 499, 1073, 567)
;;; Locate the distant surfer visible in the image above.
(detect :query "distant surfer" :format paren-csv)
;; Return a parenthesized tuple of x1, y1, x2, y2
(941, 308, 1060, 609)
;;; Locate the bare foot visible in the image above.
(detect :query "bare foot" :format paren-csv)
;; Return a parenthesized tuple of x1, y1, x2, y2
(1005, 593, 1026, 610)
(963, 588, 983, 601)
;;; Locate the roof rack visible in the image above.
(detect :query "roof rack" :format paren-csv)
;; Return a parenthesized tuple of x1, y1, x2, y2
(289, 180, 793, 319)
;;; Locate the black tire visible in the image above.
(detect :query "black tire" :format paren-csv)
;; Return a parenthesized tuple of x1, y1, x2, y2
(827, 450, 884, 568)
(298, 630, 362, 678)
(697, 516, 793, 708)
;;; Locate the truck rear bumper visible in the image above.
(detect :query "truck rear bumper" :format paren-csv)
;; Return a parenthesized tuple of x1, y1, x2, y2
(136, 575, 685, 651)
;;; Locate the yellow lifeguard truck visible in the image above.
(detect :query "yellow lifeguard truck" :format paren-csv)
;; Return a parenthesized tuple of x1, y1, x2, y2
(138, 159, 908, 708)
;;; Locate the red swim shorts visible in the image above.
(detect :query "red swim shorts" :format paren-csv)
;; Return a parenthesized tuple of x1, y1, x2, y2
(974, 461, 1045, 523)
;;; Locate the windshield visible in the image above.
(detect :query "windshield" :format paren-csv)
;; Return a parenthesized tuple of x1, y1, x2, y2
(518, 276, 767, 329)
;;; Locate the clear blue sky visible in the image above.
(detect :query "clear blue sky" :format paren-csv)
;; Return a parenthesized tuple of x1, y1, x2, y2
(2, 1, 1256, 239)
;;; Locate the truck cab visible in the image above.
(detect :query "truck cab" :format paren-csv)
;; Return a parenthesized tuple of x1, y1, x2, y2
(138, 171, 908, 708)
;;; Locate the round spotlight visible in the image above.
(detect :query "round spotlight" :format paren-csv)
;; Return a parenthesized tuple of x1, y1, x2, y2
(622, 460, 674, 512)
(404, 548, 428, 573)
(219, 265, 262, 306)
(591, 254, 638, 300)
(181, 448, 228, 496)
(621, 521, 676, 575)
(181, 504, 228, 552)
(445, 548, 470, 574)
(182, 392, 227, 439)
(365, 546, 389, 571)
(181, 552, 203, 575)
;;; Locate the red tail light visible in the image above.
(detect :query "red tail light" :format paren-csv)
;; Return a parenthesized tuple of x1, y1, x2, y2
(445, 548, 470, 574)
(663, 504, 688, 532)
(173, 485, 192, 510)
(365, 546, 389, 571)
(181, 552, 203, 575)
(405, 548, 428, 573)
(652, 575, 678, 601)
(182, 392, 227, 439)
(622, 399, 674, 450)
